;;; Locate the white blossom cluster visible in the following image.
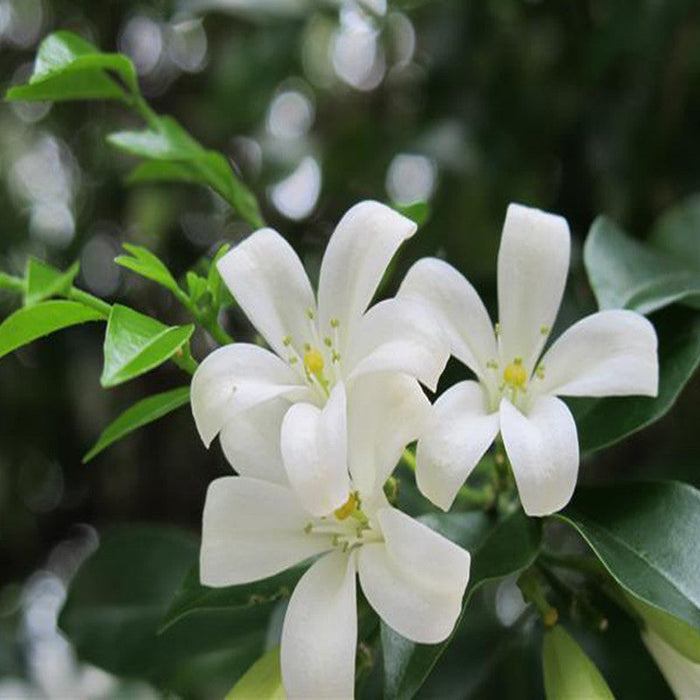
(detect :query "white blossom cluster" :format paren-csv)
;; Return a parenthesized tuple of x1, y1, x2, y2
(191, 201, 658, 698)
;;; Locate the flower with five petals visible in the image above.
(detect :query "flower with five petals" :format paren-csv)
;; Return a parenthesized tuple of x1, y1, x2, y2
(191, 201, 448, 498)
(398, 203, 659, 516)
(199, 372, 470, 699)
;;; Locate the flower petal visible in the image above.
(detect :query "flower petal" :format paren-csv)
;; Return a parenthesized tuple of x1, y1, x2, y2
(415, 381, 500, 511)
(317, 201, 417, 348)
(357, 508, 470, 644)
(344, 298, 449, 391)
(500, 395, 579, 516)
(191, 343, 309, 447)
(281, 551, 357, 700)
(347, 373, 430, 503)
(497, 203, 570, 374)
(281, 383, 350, 517)
(219, 398, 290, 485)
(217, 228, 316, 358)
(536, 310, 659, 398)
(399, 257, 498, 384)
(200, 477, 332, 587)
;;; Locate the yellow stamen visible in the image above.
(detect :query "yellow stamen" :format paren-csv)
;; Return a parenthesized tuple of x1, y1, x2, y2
(503, 358, 527, 388)
(334, 493, 357, 521)
(303, 348, 325, 377)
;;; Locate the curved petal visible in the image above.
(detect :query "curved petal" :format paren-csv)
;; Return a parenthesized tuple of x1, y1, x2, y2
(399, 257, 498, 384)
(281, 551, 357, 700)
(217, 228, 316, 358)
(497, 203, 570, 374)
(500, 395, 579, 517)
(219, 398, 290, 484)
(343, 298, 449, 391)
(191, 343, 309, 447)
(200, 477, 332, 587)
(357, 508, 470, 644)
(347, 373, 430, 503)
(281, 383, 349, 517)
(415, 381, 500, 512)
(536, 310, 659, 398)
(317, 201, 417, 348)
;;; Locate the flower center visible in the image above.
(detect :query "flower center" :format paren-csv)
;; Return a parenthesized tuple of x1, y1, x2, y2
(303, 492, 380, 552)
(503, 358, 527, 389)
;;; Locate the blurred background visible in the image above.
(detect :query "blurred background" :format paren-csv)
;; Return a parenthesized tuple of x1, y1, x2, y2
(1, 0, 699, 697)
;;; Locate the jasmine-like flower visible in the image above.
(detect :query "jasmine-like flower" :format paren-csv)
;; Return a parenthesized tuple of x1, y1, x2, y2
(199, 373, 470, 699)
(399, 203, 659, 516)
(191, 201, 448, 501)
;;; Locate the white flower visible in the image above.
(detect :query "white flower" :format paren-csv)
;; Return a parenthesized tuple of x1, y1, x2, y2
(398, 203, 659, 516)
(643, 629, 700, 698)
(191, 200, 448, 506)
(199, 373, 470, 699)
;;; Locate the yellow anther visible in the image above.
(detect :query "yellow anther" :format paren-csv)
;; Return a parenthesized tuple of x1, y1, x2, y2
(323, 336, 332, 347)
(282, 335, 292, 346)
(330, 318, 340, 329)
(503, 358, 527, 388)
(303, 348, 325, 376)
(334, 493, 357, 521)
(306, 307, 315, 320)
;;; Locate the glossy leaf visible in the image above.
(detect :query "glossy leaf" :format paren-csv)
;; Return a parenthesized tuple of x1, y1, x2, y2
(83, 386, 191, 463)
(0, 300, 103, 362)
(381, 507, 542, 700)
(59, 527, 271, 696)
(584, 216, 700, 315)
(542, 626, 614, 699)
(393, 201, 431, 227)
(101, 304, 194, 387)
(651, 193, 700, 272)
(5, 31, 137, 101)
(628, 594, 700, 663)
(115, 244, 180, 296)
(557, 482, 700, 636)
(571, 306, 700, 453)
(226, 647, 285, 700)
(161, 564, 303, 632)
(24, 258, 79, 306)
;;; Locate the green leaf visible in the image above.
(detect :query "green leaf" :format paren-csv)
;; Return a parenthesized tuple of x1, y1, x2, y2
(101, 304, 194, 387)
(59, 527, 271, 696)
(24, 258, 79, 306)
(0, 300, 103, 361)
(208, 244, 231, 308)
(651, 193, 700, 272)
(83, 386, 191, 463)
(542, 626, 614, 699)
(584, 216, 700, 315)
(627, 594, 700, 663)
(571, 306, 700, 453)
(161, 564, 303, 632)
(557, 482, 700, 637)
(226, 647, 286, 700)
(381, 508, 542, 700)
(5, 31, 137, 102)
(108, 116, 263, 226)
(393, 201, 431, 227)
(115, 244, 181, 296)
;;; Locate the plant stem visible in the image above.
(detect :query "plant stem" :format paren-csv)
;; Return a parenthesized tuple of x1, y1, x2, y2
(66, 288, 111, 318)
(539, 551, 608, 579)
(518, 568, 559, 627)
(0, 273, 25, 293)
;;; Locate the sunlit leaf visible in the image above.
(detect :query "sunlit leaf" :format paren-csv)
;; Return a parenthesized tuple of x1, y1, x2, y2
(115, 244, 180, 296)
(101, 304, 194, 387)
(83, 386, 191, 463)
(24, 258, 79, 306)
(5, 31, 137, 101)
(0, 301, 103, 362)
